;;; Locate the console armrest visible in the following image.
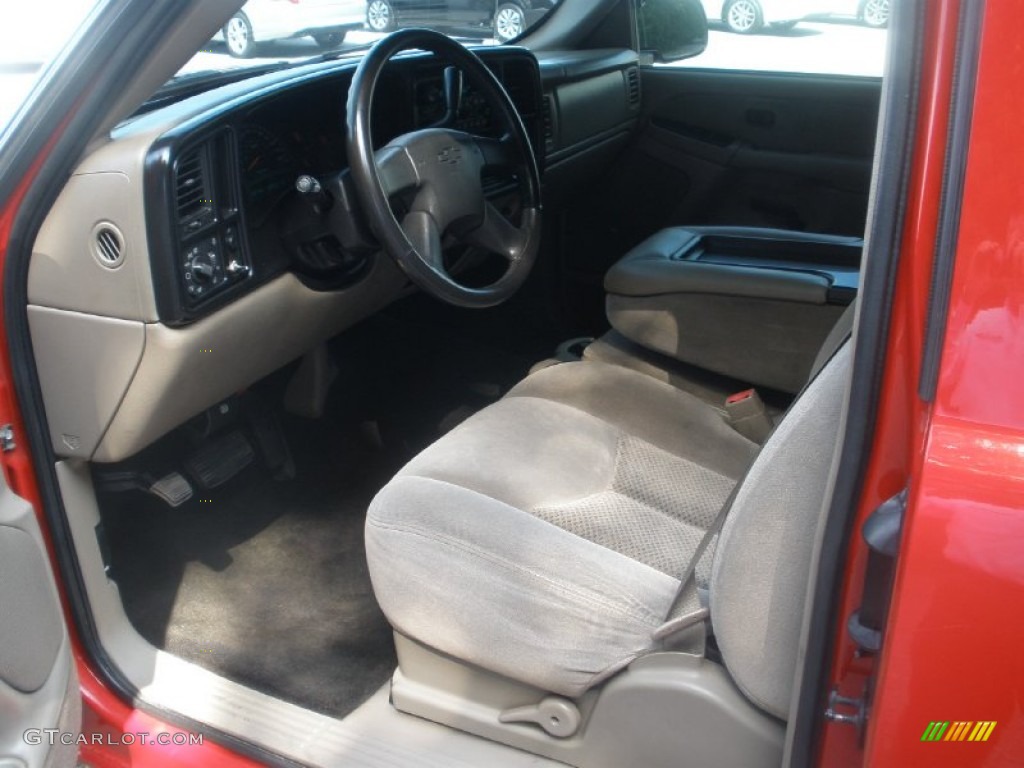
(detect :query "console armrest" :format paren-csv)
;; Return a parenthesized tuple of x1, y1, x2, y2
(604, 227, 861, 393)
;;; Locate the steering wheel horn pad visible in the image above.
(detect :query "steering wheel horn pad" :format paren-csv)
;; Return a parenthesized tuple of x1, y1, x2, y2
(346, 28, 542, 308)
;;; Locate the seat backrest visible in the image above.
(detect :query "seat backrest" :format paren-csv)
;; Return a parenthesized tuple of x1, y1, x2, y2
(708, 336, 852, 721)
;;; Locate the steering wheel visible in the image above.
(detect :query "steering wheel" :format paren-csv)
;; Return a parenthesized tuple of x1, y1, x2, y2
(345, 29, 542, 308)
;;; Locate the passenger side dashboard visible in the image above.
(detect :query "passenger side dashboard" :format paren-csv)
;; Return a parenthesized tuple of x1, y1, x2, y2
(537, 49, 641, 203)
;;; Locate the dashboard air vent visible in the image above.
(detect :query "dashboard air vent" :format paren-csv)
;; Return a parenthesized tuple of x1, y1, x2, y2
(175, 145, 214, 235)
(626, 67, 641, 107)
(542, 94, 555, 150)
(91, 223, 125, 269)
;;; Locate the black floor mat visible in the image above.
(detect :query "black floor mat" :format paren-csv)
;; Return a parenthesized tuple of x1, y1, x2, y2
(104, 416, 399, 718)
(100, 311, 550, 719)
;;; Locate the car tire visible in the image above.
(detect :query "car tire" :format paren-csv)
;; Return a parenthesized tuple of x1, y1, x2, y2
(224, 12, 256, 58)
(859, 0, 889, 28)
(494, 3, 526, 42)
(723, 0, 764, 34)
(366, 0, 395, 33)
(313, 31, 347, 50)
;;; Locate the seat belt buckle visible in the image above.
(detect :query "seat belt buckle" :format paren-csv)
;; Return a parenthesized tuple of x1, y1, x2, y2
(726, 388, 756, 405)
(724, 388, 773, 443)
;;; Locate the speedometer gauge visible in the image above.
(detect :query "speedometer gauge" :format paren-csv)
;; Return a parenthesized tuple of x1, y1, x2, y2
(457, 88, 493, 134)
(239, 123, 295, 227)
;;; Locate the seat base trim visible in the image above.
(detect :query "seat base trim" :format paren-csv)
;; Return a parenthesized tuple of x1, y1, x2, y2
(390, 634, 785, 768)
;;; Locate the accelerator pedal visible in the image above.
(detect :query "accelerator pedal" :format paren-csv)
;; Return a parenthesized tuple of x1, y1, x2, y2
(248, 408, 296, 481)
(184, 430, 255, 489)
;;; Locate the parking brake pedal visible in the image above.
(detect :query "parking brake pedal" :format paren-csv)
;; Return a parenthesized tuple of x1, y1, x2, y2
(184, 430, 255, 489)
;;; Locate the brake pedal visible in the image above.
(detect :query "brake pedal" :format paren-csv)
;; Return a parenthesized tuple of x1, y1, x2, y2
(148, 472, 194, 508)
(184, 430, 255, 489)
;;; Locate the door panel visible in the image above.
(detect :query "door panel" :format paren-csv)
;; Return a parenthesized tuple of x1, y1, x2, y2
(637, 68, 880, 234)
(0, 476, 79, 767)
(555, 67, 880, 331)
(562, 68, 880, 278)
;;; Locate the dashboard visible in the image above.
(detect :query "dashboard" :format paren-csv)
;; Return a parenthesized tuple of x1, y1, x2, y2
(27, 46, 640, 463)
(145, 50, 544, 326)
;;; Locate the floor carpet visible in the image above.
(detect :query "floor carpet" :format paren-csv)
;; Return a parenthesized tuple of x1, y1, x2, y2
(101, 311, 551, 718)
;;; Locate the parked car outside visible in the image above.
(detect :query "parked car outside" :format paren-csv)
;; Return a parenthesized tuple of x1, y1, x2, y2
(699, 0, 828, 33)
(216, 0, 367, 57)
(365, 0, 554, 42)
(812, 0, 889, 28)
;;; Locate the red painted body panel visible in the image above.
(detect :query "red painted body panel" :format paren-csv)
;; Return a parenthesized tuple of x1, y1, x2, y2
(818, 0, 961, 764)
(865, 0, 1024, 763)
(78, 656, 258, 768)
(0, 120, 263, 768)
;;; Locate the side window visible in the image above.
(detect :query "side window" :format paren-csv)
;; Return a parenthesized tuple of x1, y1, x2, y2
(639, 0, 889, 77)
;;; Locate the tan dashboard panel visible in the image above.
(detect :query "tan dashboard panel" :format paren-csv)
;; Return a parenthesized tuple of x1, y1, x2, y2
(29, 122, 411, 463)
(92, 262, 408, 463)
(28, 306, 146, 460)
(29, 169, 159, 323)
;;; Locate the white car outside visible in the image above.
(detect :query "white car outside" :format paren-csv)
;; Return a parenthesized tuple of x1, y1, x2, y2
(216, 0, 367, 58)
(812, 0, 890, 28)
(700, 0, 830, 33)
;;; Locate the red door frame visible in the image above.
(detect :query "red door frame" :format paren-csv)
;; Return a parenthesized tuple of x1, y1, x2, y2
(820, 0, 1024, 765)
(867, 0, 1024, 762)
(0, 162, 260, 763)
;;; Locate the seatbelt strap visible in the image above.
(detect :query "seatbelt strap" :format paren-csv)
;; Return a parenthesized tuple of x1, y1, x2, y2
(652, 480, 740, 643)
(654, 302, 859, 644)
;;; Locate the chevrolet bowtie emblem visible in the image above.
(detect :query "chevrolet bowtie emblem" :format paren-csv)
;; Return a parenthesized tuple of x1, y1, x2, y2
(437, 146, 463, 165)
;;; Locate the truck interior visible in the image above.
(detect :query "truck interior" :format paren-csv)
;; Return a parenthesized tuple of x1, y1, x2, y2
(0, 0, 926, 765)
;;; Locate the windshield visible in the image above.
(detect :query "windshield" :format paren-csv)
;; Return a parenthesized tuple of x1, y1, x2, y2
(1, 0, 100, 132)
(175, 0, 560, 83)
(0, 1, 561, 128)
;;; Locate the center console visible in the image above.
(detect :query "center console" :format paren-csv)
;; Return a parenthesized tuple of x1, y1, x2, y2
(603, 227, 861, 394)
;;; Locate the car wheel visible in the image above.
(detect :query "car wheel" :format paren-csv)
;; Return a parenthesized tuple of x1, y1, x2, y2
(723, 0, 763, 34)
(313, 31, 347, 50)
(859, 0, 889, 28)
(224, 13, 256, 58)
(366, 0, 395, 33)
(494, 3, 526, 42)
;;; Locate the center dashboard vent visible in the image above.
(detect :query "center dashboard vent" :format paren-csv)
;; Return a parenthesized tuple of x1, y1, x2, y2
(626, 67, 641, 107)
(175, 145, 214, 236)
(162, 129, 249, 319)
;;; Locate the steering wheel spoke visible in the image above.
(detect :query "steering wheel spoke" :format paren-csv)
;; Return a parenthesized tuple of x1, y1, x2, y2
(462, 202, 526, 261)
(401, 211, 445, 272)
(474, 135, 517, 170)
(376, 144, 420, 197)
